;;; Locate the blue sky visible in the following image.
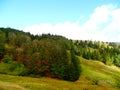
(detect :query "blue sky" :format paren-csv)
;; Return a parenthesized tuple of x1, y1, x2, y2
(0, 0, 120, 41)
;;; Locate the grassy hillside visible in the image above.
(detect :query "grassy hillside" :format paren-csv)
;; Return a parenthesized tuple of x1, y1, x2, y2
(0, 57, 120, 90)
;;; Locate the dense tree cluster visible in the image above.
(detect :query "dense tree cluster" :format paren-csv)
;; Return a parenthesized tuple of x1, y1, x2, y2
(0, 28, 81, 81)
(73, 40, 120, 66)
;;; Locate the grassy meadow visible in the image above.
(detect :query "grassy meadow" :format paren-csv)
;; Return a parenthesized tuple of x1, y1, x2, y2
(0, 57, 120, 90)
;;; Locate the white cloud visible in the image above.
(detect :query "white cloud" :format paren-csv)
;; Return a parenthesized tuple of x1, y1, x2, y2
(24, 4, 120, 42)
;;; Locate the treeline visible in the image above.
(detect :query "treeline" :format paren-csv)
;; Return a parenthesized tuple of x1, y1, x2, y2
(0, 28, 81, 81)
(73, 40, 120, 66)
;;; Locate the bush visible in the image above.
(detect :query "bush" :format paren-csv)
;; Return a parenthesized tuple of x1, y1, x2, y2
(2, 55, 13, 63)
(0, 61, 27, 76)
(9, 61, 27, 76)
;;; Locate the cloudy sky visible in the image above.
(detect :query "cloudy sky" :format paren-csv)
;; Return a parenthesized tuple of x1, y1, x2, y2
(0, 0, 120, 42)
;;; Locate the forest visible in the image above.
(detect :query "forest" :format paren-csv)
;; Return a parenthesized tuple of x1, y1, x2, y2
(0, 27, 120, 81)
(0, 28, 80, 81)
(73, 40, 120, 67)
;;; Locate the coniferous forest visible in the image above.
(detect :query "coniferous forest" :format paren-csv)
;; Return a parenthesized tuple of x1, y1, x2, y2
(73, 40, 120, 66)
(0, 27, 120, 81)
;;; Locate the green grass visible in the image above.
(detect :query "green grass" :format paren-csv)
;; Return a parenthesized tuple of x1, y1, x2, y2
(78, 57, 120, 89)
(0, 57, 120, 90)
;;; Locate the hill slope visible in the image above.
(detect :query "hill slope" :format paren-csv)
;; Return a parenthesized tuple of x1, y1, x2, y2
(0, 57, 120, 90)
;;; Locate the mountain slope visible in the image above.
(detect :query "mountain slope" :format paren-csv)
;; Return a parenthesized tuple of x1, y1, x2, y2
(0, 57, 120, 90)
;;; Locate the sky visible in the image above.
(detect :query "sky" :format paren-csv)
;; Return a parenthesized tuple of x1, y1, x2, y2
(0, 0, 120, 42)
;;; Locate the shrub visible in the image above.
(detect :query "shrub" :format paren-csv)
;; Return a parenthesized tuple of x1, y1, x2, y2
(2, 55, 13, 63)
(0, 61, 27, 76)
